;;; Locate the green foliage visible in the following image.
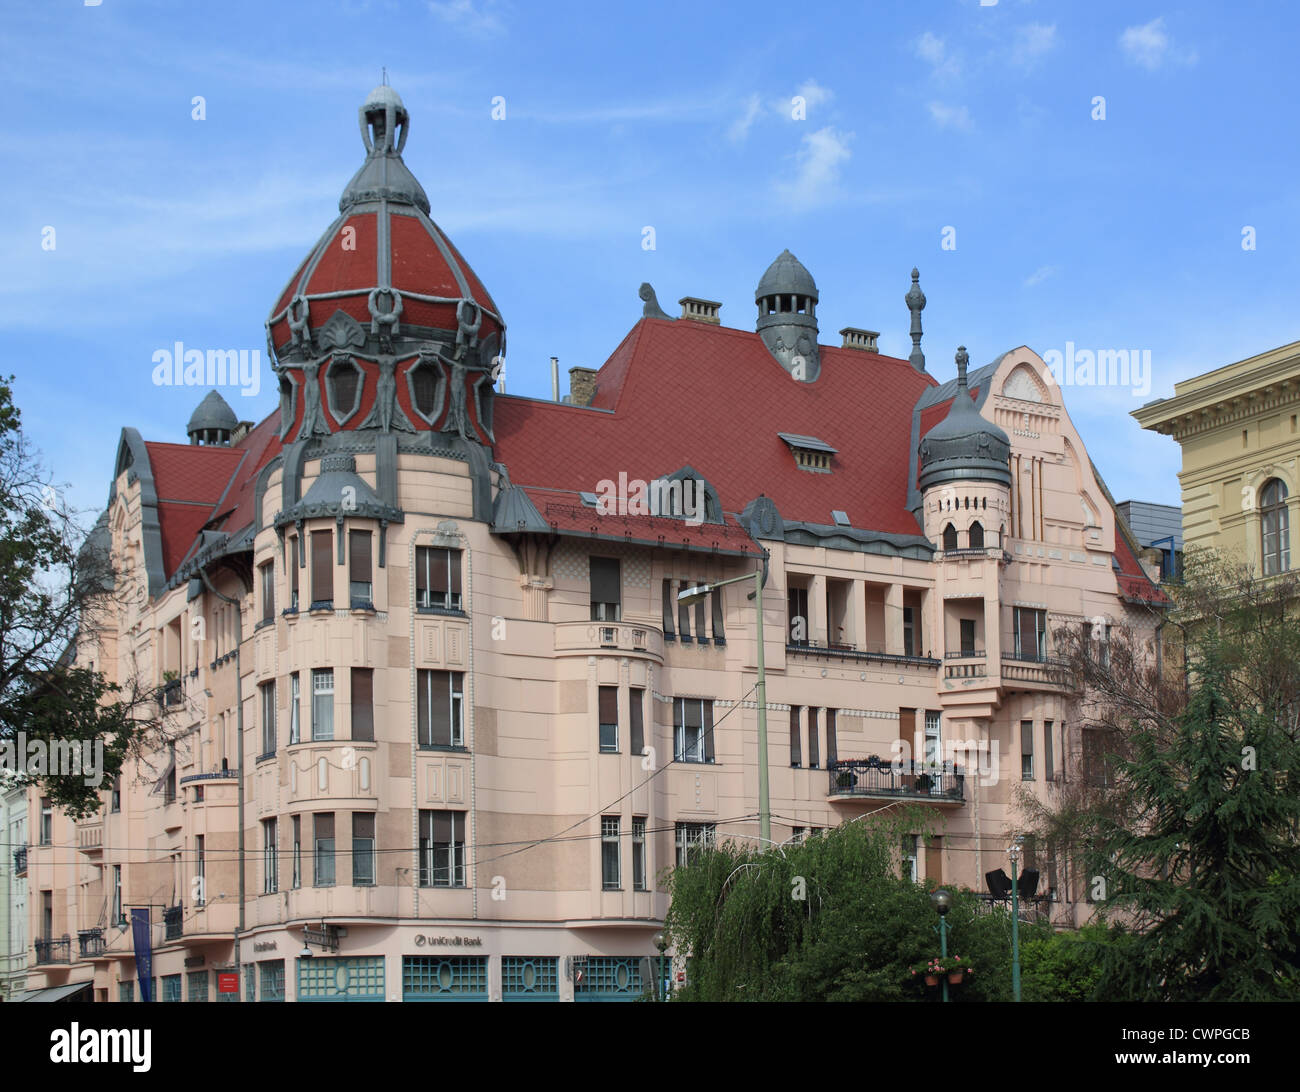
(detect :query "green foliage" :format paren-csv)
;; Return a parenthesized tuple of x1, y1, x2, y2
(663, 812, 1022, 1002)
(1020, 921, 1118, 1002)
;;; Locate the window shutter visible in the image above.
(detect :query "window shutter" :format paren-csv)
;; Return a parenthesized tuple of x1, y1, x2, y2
(662, 579, 675, 637)
(351, 668, 374, 741)
(826, 708, 838, 764)
(589, 557, 620, 604)
(629, 688, 644, 756)
(694, 596, 706, 641)
(311, 531, 333, 604)
(677, 580, 691, 638)
(349, 530, 372, 584)
(448, 549, 461, 598)
(807, 707, 820, 768)
(598, 686, 618, 724)
(430, 672, 450, 744)
(314, 813, 334, 841)
(353, 812, 374, 840)
(790, 706, 802, 766)
(711, 588, 725, 641)
(703, 700, 715, 762)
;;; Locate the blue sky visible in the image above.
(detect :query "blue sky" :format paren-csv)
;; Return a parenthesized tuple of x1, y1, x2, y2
(5, 0, 1298, 523)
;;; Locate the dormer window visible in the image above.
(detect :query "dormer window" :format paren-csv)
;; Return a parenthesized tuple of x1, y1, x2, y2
(778, 433, 836, 474)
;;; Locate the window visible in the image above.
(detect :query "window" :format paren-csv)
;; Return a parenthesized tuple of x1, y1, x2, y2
(825, 708, 838, 764)
(711, 586, 726, 643)
(403, 956, 488, 999)
(1013, 607, 1047, 661)
(632, 817, 647, 891)
(629, 687, 645, 758)
(960, 619, 976, 655)
(417, 670, 464, 747)
(263, 818, 278, 894)
(195, 835, 205, 905)
(311, 529, 333, 608)
(791, 827, 806, 845)
(502, 957, 559, 1000)
(942, 523, 958, 551)
(353, 813, 375, 885)
(677, 579, 692, 642)
(661, 578, 676, 640)
(349, 529, 373, 607)
(787, 585, 809, 645)
(903, 606, 916, 658)
(313, 813, 335, 887)
(119, 981, 133, 1004)
(351, 668, 374, 742)
(112, 864, 123, 925)
(674, 697, 714, 763)
(675, 822, 715, 867)
(260, 561, 275, 623)
(188, 970, 209, 1003)
(969, 521, 984, 549)
(598, 686, 619, 753)
(260, 961, 286, 1002)
(415, 546, 462, 611)
(311, 669, 334, 741)
(1021, 720, 1034, 780)
(807, 707, 820, 769)
(162, 975, 182, 1004)
(289, 536, 300, 610)
(111, 777, 121, 813)
(260, 681, 276, 757)
(925, 711, 942, 766)
(790, 705, 802, 767)
(1044, 719, 1055, 781)
(901, 835, 918, 882)
(289, 673, 301, 745)
(589, 556, 621, 621)
(419, 810, 466, 887)
(601, 816, 620, 889)
(1082, 730, 1113, 788)
(291, 816, 301, 889)
(40, 797, 52, 844)
(1261, 478, 1290, 575)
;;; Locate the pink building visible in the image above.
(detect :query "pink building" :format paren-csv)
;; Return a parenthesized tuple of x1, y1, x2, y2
(19, 87, 1162, 1002)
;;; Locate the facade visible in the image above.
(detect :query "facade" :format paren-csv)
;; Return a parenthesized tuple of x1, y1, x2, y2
(1134, 340, 1299, 578)
(21, 87, 1161, 1003)
(1, 774, 28, 999)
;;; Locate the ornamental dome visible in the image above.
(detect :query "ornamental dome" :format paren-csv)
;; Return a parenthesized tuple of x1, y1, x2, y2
(187, 389, 238, 446)
(918, 347, 1012, 490)
(754, 249, 821, 381)
(755, 249, 818, 302)
(266, 85, 504, 366)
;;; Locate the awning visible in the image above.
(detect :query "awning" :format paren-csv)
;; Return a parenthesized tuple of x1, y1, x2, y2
(10, 981, 94, 1002)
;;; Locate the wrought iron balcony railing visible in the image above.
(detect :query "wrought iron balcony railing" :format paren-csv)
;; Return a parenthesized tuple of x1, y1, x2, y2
(78, 928, 106, 959)
(34, 936, 72, 965)
(13, 844, 27, 874)
(828, 758, 965, 803)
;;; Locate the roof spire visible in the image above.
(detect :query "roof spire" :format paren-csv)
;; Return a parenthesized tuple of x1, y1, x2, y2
(906, 267, 927, 373)
(381, 66, 388, 86)
(955, 345, 969, 390)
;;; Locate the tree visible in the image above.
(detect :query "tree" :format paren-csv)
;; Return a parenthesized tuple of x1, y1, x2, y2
(1021, 549, 1300, 1001)
(0, 375, 165, 817)
(662, 808, 1019, 1002)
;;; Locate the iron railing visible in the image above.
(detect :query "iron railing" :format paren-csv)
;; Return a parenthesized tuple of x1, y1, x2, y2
(13, 844, 27, 875)
(788, 642, 939, 669)
(78, 928, 106, 959)
(164, 905, 183, 940)
(34, 937, 72, 965)
(828, 758, 965, 802)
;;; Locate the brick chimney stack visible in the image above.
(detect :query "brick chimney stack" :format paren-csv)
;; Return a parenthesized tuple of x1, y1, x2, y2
(568, 367, 598, 406)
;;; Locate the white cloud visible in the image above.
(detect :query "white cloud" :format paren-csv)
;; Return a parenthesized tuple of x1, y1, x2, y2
(1119, 17, 1197, 70)
(728, 94, 763, 144)
(776, 126, 852, 208)
(915, 31, 960, 80)
(1013, 23, 1058, 66)
(927, 102, 973, 131)
(1023, 265, 1059, 287)
(427, 0, 507, 36)
(776, 79, 833, 121)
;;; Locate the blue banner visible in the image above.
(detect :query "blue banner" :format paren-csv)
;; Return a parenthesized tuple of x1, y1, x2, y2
(131, 909, 153, 1003)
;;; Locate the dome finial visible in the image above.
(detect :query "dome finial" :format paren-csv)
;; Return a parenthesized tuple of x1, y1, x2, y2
(906, 267, 927, 373)
(955, 345, 969, 388)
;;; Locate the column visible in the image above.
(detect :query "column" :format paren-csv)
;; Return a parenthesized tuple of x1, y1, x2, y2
(852, 579, 869, 652)
(884, 584, 904, 656)
(810, 573, 827, 646)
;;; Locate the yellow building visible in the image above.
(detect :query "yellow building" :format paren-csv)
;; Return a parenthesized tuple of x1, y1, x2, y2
(1134, 341, 1299, 576)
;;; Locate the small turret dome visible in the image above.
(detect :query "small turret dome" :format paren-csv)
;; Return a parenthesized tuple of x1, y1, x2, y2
(918, 347, 1011, 490)
(754, 249, 821, 381)
(187, 390, 238, 446)
(755, 249, 818, 302)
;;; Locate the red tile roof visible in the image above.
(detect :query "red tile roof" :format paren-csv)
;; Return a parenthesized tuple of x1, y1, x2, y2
(493, 318, 936, 536)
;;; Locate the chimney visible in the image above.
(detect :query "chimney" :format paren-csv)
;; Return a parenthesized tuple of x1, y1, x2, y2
(551, 356, 559, 401)
(230, 421, 255, 445)
(839, 328, 880, 353)
(568, 366, 598, 406)
(679, 297, 722, 324)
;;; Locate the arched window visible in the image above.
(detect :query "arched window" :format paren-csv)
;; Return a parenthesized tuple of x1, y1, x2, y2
(942, 523, 958, 551)
(969, 521, 984, 549)
(1261, 478, 1290, 575)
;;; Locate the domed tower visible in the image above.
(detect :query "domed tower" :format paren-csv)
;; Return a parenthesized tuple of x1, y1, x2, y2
(266, 85, 505, 448)
(187, 389, 237, 446)
(755, 249, 820, 381)
(918, 347, 1012, 553)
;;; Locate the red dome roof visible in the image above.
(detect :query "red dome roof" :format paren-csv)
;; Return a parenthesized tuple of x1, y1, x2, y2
(266, 86, 503, 360)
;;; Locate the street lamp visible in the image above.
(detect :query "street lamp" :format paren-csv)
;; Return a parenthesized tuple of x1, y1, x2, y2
(678, 567, 769, 843)
(653, 931, 669, 1002)
(930, 888, 953, 1003)
(1008, 836, 1023, 1002)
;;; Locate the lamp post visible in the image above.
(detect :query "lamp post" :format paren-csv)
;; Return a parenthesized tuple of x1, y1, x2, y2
(678, 567, 769, 843)
(653, 930, 668, 1002)
(930, 888, 952, 1003)
(1008, 836, 1023, 1002)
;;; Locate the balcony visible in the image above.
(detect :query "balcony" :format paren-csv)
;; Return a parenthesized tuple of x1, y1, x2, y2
(164, 905, 183, 940)
(788, 640, 939, 670)
(554, 619, 664, 661)
(828, 758, 965, 805)
(944, 649, 987, 679)
(13, 844, 26, 875)
(78, 928, 106, 959)
(34, 936, 72, 965)
(158, 677, 184, 708)
(1000, 654, 1069, 689)
(76, 819, 103, 855)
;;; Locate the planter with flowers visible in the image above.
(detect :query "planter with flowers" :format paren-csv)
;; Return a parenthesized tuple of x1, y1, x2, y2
(908, 955, 974, 987)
